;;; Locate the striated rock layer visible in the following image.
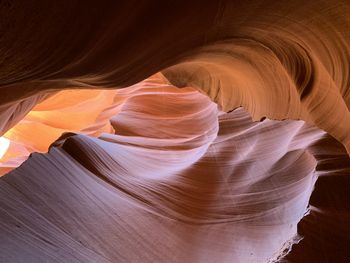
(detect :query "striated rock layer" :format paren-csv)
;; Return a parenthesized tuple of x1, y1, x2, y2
(0, 88, 119, 175)
(0, 1, 350, 262)
(0, 77, 319, 262)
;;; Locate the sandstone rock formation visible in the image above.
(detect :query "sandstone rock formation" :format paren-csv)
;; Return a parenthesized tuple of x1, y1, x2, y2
(0, 1, 349, 262)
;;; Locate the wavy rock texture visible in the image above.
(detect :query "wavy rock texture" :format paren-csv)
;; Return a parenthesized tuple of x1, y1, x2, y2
(0, 1, 350, 262)
(0, 89, 119, 175)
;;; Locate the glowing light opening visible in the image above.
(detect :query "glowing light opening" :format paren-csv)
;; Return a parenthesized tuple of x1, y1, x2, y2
(0, 137, 10, 159)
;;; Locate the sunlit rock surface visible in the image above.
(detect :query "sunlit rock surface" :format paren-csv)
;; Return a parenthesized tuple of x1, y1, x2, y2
(0, 1, 350, 262)
(0, 89, 119, 175)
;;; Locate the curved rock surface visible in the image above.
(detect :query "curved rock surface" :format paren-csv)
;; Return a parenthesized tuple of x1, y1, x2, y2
(0, 1, 350, 262)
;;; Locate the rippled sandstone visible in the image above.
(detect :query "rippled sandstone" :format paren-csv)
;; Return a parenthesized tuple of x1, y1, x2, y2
(0, 1, 350, 262)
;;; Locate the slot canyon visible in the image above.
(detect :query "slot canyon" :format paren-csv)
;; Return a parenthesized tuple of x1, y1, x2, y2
(0, 1, 350, 262)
